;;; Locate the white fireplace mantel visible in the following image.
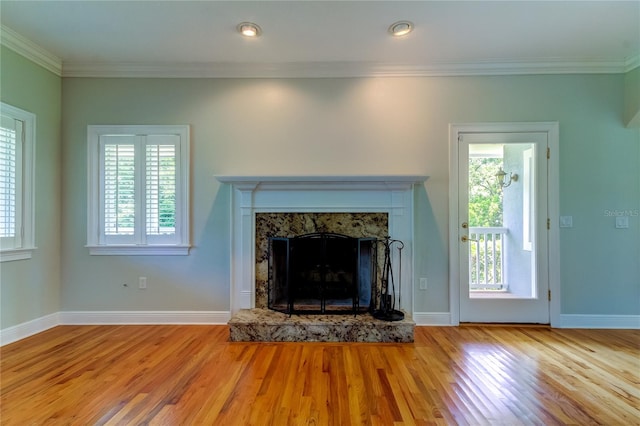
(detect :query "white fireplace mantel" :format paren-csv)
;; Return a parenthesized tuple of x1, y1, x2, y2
(216, 175, 427, 190)
(216, 175, 428, 315)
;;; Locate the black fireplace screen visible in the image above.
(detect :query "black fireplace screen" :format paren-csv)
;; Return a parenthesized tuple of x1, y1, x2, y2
(268, 233, 377, 315)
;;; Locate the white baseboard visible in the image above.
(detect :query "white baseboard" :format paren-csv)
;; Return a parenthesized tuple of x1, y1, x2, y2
(1, 311, 232, 346)
(0, 312, 60, 346)
(413, 312, 640, 329)
(413, 312, 453, 326)
(559, 314, 640, 329)
(4, 311, 637, 346)
(59, 311, 232, 325)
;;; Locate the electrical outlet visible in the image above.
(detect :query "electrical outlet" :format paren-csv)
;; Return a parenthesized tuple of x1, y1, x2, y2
(139, 276, 147, 289)
(419, 277, 428, 290)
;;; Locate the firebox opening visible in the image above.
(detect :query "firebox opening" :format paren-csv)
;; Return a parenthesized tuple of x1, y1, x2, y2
(255, 212, 389, 310)
(268, 233, 377, 315)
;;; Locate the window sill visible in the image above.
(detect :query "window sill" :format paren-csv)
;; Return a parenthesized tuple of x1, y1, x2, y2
(0, 247, 36, 262)
(86, 245, 191, 256)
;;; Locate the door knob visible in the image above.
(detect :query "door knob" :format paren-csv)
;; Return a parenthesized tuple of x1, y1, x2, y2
(461, 235, 477, 243)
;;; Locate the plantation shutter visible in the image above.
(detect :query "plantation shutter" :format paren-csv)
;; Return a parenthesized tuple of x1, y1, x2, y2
(0, 114, 23, 249)
(100, 135, 137, 245)
(145, 135, 179, 244)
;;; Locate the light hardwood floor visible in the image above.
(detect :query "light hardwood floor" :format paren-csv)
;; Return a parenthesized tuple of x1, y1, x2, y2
(1, 325, 638, 425)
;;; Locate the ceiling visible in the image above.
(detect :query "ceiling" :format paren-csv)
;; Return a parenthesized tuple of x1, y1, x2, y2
(1, 0, 639, 78)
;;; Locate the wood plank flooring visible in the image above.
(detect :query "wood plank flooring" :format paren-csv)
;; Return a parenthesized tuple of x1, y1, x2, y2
(1, 325, 638, 425)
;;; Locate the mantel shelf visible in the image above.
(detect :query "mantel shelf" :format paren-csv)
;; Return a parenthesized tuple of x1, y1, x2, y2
(216, 175, 428, 191)
(216, 175, 428, 184)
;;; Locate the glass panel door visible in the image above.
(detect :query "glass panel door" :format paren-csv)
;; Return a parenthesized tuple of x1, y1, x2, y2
(459, 132, 549, 323)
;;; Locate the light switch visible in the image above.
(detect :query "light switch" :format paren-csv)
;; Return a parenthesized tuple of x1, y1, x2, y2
(615, 216, 629, 229)
(560, 216, 573, 228)
(419, 278, 428, 290)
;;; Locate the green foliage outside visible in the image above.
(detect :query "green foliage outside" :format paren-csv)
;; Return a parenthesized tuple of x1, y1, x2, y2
(468, 157, 503, 227)
(157, 155, 176, 230)
(468, 156, 505, 287)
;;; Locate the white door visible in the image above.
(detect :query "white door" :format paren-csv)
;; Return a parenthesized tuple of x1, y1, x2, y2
(457, 131, 550, 323)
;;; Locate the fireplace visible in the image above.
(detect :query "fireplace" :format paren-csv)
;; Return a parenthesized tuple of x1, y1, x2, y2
(216, 175, 427, 316)
(268, 233, 377, 314)
(255, 212, 388, 312)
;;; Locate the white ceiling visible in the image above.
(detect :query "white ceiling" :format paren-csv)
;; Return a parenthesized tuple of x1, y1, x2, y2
(1, 0, 639, 78)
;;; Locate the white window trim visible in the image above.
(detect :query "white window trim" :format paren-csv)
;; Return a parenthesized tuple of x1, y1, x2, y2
(87, 125, 190, 255)
(0, 103, 36, 262)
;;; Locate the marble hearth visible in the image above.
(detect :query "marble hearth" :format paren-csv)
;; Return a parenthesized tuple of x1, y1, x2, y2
(217, 175, 427, 342)
(229, 309, 415, 343)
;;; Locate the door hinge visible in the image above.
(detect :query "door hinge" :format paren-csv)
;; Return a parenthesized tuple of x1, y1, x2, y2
(547, 147, 550, 159)
(547, 218, 551, 230)
(548, 290, 551, 301)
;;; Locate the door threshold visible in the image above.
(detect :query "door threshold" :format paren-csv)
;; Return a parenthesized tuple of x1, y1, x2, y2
(469, 291, 524, 299)
(460, 322, 551, 328)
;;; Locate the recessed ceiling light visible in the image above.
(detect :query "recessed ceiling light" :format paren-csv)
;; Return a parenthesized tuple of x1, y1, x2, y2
(389, 21, 413, 37)
(237, 22, 261, 37)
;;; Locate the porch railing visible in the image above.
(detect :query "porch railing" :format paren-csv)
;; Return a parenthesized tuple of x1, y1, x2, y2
(468, 227, 508, 291)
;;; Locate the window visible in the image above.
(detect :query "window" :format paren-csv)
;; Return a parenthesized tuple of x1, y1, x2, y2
(522, 147, 534, 251)
(0, 103, 35, 262)
(87, 125, 190, 255)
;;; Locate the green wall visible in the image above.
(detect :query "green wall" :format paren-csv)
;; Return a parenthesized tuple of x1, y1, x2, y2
(1, 44, 638, 330)
(0, 46, 62, 329)
(60, 73, 639, 317)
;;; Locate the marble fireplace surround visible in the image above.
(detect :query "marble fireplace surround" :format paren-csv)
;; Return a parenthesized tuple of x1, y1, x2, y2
(216, 175, 428, 315)
(255, 212, 389, 311)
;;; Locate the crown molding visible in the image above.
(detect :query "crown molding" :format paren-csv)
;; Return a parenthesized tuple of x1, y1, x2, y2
(0, 25, 62, 76)
(62, 57, 637, 79)
(1, 24, 636, 79)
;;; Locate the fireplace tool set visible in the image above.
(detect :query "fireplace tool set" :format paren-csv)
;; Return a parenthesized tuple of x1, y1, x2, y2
(372, 236, 405, 321)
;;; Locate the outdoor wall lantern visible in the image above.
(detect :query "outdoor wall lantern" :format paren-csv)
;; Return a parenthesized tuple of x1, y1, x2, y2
(495, 168, 518, 188)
